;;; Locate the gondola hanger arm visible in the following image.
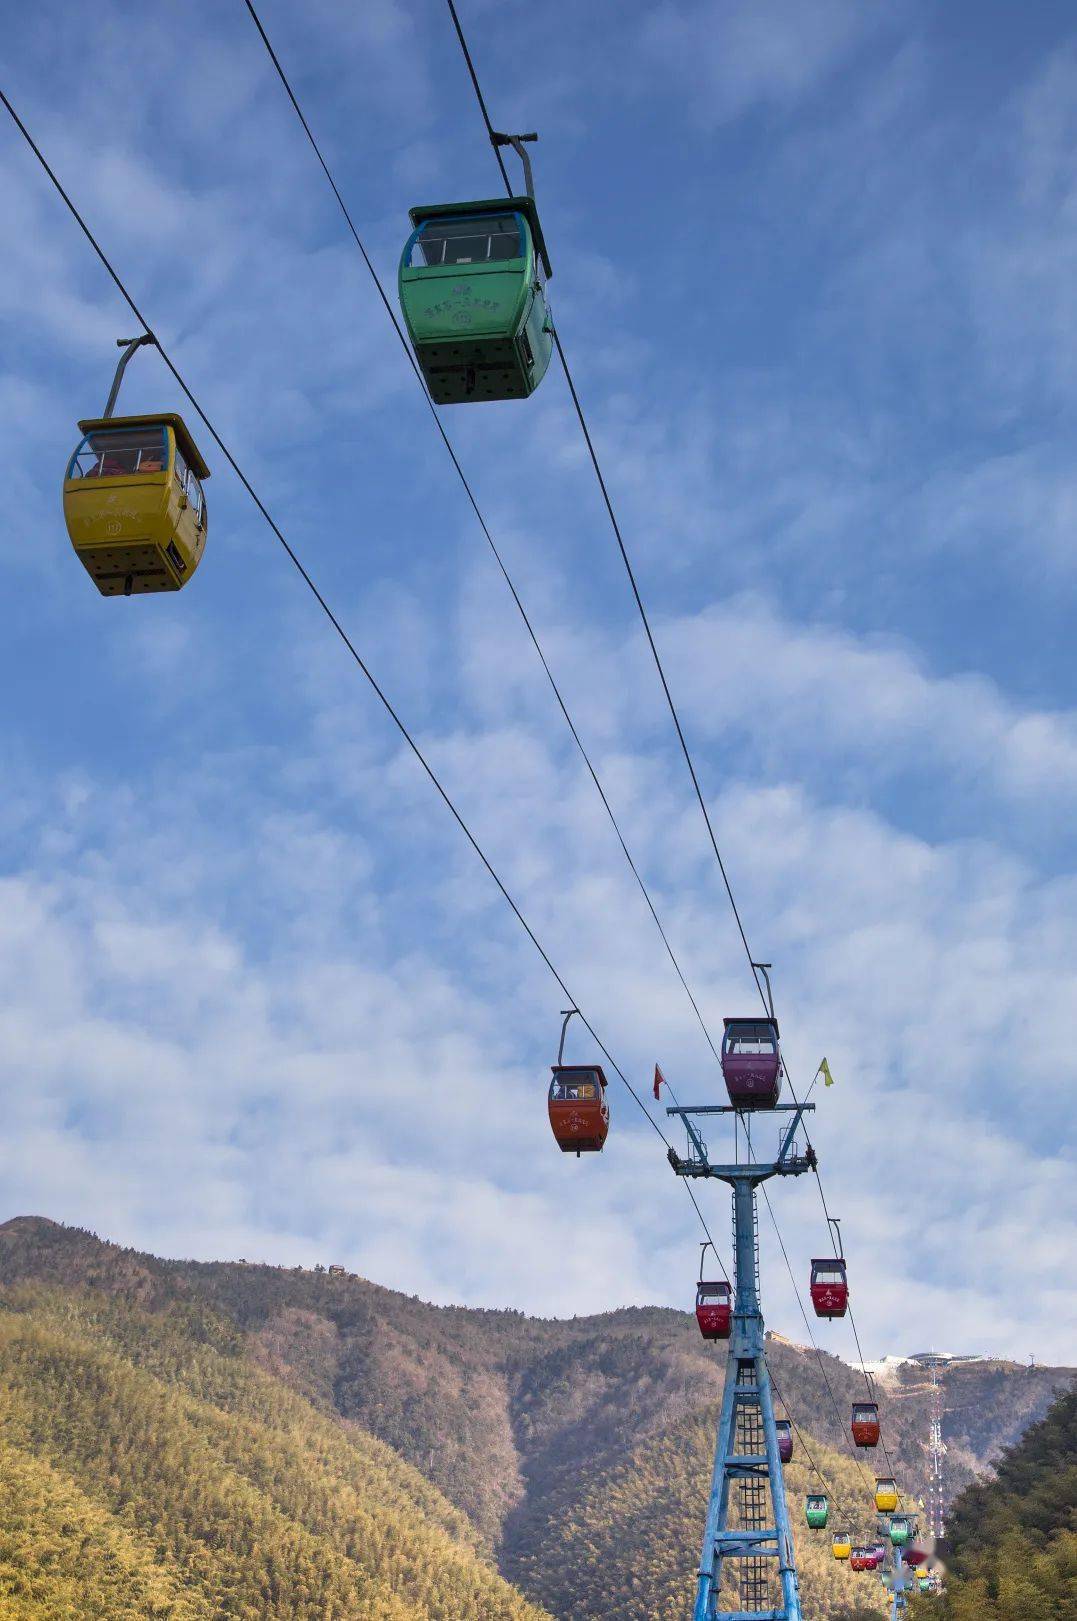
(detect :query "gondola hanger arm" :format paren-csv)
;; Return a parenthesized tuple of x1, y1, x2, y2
(103, 331, 156, 419)
(556, 1006, 579, 1065)
(490, 130, 538, 198)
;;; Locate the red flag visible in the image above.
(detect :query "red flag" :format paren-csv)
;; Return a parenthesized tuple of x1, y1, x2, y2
(654, 1064, 666, 1101)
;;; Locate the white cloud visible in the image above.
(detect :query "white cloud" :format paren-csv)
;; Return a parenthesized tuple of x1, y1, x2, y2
(2, 563, 1077, 1361)
(2, 0, 1076, 1374)
(637, 0, 885, 126)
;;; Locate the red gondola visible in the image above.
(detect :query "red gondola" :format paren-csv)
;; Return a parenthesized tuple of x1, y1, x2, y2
(810, 1256, 849, 1318)
(696, 1279, 732, 1340)
(851, 1401, 880, 1447)
(549, 1064, 608, 1153)
(548, 1009, 609, 1155)
(721, 1017, 783, 1109)
(850, 1547, 875, 1573)
(775, 1419, 793, 1463)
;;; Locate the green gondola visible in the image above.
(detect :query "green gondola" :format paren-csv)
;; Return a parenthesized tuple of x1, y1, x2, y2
(805, 1493, 829, 1529)
(918, 1577, 932, 1592)
(399, 195, 553, 404)
(889, 1515, 911, 1547)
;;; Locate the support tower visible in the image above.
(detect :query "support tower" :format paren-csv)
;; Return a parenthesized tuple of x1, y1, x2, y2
(668, 1101, 815, 1621)
(925, 1359, 946, 1538)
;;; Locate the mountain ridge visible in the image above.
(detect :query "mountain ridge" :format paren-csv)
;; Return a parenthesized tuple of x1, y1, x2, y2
(0, 1216, 1070, 1620)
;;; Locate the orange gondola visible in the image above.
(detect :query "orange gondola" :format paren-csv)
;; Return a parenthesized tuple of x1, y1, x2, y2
(548, 1009, 609, 1155)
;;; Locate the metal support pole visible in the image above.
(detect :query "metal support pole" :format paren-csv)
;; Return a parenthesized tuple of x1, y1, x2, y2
(683, 1162, 805, 1619)
(693, 1342, 739, 1620)
(889, 1543, 908, 1621)
(757, 1361, 802, 1619)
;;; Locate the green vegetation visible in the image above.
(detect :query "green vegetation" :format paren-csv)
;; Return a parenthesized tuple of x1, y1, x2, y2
(0, 1287, 550, 1620)
(508, 1401, 887, 1620)
(913, 1389, 1077, 1621)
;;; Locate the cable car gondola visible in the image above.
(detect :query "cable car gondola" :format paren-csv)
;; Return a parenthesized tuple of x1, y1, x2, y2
(775, 1419, 793, 1463)
(889, 1516, 912, 1547)
(832, 1532, 852, 1561)
(874, 1476, 898, 1513)
(850, 1547, 874, 1572)
(851, 1400, 880, 1447)
(399, 134, 553, 405)
(720, 1017, 783, 1109)
(805, 1494, 828, 1529)
(63, 336, 209, 596)
(695, 1279, 732, 1340)
(548, 1008, 609, 1155)
(809, 1256, 849, 1318)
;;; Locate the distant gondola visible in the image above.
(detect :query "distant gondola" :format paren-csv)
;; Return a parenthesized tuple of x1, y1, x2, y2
(805, 1494, 828, 1529)
(851, 1400, 880, 1447)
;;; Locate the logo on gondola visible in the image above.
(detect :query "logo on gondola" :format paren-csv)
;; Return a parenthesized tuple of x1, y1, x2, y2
(424, 290, 502, 320)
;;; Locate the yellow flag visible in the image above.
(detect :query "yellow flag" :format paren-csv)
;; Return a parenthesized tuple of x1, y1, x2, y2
(817, 1057, 835, 1087)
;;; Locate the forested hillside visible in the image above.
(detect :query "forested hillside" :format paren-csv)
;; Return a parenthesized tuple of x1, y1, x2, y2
(914, 1390, 1077, 1621)
(508, 1400, 888, 1620)
(0, 1217, 1068, 1621)
(0, 1286, 551, 1620)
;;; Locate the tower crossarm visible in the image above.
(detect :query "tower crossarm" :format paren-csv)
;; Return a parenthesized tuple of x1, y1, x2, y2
(666, 1102, 816, 1185)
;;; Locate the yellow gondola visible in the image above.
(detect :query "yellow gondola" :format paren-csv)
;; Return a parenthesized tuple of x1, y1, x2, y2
(874, 1476, 899, 1512)
(63, 336, 209, 597)
(832, 1532, 852, 1561)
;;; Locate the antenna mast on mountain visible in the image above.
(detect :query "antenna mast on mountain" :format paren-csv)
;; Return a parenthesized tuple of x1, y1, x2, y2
(666, 1094, 816, 1621)
(925, 1357, 947, 1539)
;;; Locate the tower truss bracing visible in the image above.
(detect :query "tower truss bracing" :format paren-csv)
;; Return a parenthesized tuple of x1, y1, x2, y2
(668, 1100, 816, 1621)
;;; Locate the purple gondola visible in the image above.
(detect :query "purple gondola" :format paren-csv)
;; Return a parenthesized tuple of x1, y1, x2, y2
(721, 1017, 783, 1109)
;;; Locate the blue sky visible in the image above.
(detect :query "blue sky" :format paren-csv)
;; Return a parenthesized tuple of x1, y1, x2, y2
(1, 0, 1075, 1365)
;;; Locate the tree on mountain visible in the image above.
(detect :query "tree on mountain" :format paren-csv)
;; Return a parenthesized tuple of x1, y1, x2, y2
(914, 1388, 1077, 1621)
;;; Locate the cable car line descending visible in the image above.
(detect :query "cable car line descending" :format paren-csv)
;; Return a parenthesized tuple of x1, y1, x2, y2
(765, 1361, 854, 1524)
(441, 15, 927, 1595)
(0, 77, 735, 1285)
(11, 11, 915, 1592)
(444, 0, 868, 1335)
(442, 0, 859, 1214)
(241, 0, 725, 1072)
(759, 1182, 875, 1492)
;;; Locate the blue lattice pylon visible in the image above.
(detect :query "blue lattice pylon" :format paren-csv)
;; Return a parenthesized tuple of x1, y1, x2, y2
(667, 1100, 815, 1620)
